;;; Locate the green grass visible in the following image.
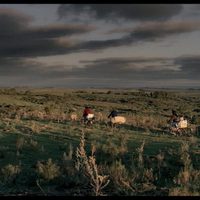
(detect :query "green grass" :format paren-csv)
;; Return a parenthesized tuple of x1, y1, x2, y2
(0, 88, 200, 196)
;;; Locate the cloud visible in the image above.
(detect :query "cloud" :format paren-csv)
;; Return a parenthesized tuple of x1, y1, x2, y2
(0, 57, 47, 76)
(118, 20, 200, 37)
(130, 21, 200, 42)
(0, 8, 95, 58)
(182, 4, 200, 17)
(15, 55, 197, 88)
(1, 8, 199, 59)
(1, 55, 200, 87)
(57, 56, 200, 82)
(67, 21, 200, 52)
(2, 55, 199, 82)
(0, 7, 32, 34)
(174, 55, 200, 79)
(66, 57, 180, 80)
(57, 4, 183, 22)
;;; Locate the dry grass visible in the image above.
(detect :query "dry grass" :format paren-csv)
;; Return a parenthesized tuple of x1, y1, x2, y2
(75, 131, 110, 196)
(36, 158, 60, 181)
(169, 142, 200, 196)
(1, 164, 21, 183)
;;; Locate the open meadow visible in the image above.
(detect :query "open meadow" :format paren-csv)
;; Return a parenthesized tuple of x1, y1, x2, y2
(0, 87, 200, 196)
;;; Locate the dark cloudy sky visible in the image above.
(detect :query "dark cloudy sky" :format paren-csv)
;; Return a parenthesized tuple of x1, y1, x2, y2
(0, 4, 200, 88)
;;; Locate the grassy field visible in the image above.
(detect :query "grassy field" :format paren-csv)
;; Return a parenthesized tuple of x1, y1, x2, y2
(0, 87, 200, 196)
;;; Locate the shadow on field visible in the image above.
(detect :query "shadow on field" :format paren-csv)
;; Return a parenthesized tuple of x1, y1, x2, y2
(119, 124, 170, 136)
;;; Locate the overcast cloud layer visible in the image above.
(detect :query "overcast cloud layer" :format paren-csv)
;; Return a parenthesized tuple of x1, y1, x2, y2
(0, 4, 200, 88)
(57, 4, 183, 22)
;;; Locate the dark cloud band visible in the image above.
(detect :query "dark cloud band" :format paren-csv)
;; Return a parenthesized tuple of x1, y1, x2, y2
(57, 4, 183, 22)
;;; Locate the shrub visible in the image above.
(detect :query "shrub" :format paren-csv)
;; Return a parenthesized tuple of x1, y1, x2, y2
(36, 158, 60, 181)
(107, 159, 132, 194)
(169, 142, 200, 196)
(1, 164, 21, 183)
(29, 138, 38, 148)
(75, 132, 110, 196)
(16, 137, 26, 155)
